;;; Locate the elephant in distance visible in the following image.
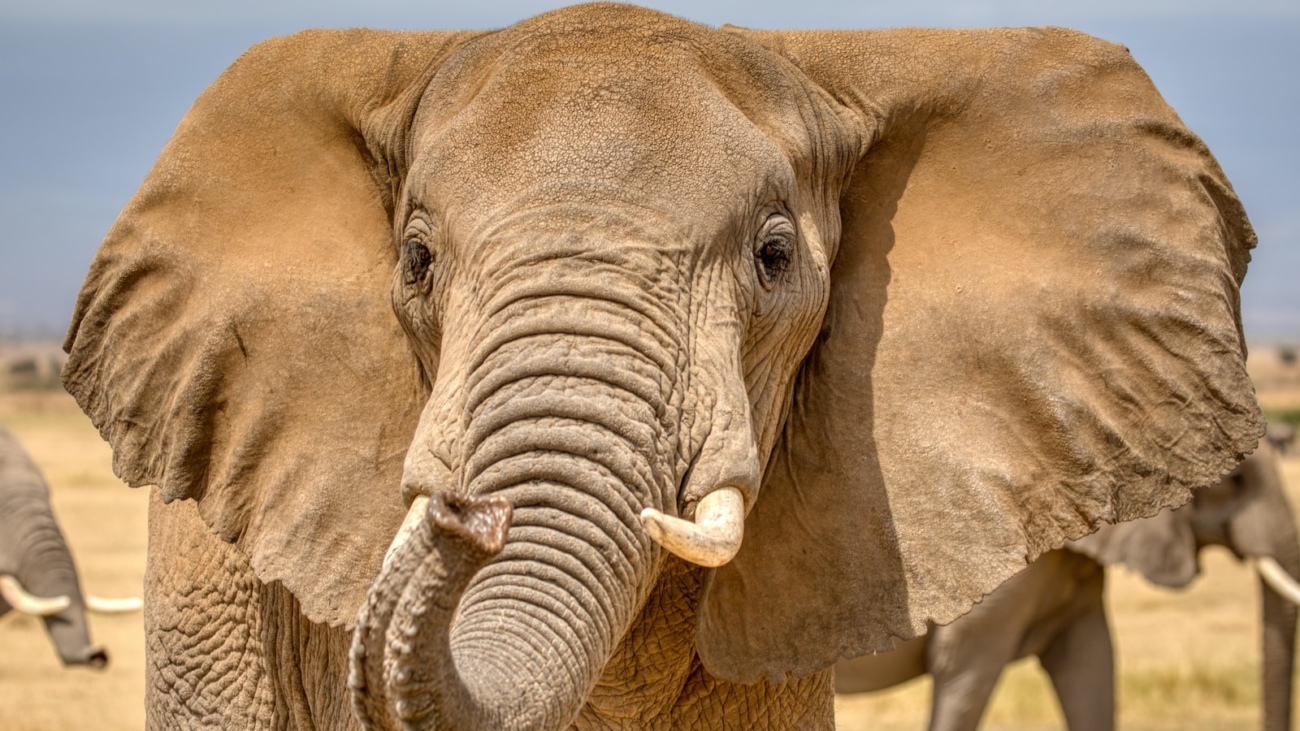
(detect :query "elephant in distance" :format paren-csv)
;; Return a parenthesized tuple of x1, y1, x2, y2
(0, 426, 141, 668)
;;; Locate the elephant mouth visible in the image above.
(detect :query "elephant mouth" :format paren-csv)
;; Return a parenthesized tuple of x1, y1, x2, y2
(385, 484, 748, 571)
(357, 416, 753, 728)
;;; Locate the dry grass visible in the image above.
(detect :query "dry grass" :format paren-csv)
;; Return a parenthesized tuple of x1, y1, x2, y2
(0, 343, 1297, 729)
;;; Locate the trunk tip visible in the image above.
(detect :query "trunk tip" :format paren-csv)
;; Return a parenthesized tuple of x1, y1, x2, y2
(429, 491, 513, 557)
(63, 645, 109, 669)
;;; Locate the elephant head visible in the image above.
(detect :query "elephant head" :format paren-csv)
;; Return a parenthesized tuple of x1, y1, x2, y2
(62, 6, 1262, 729)
(0, 427, 109, 668)
(1071, 439, 1299, 731)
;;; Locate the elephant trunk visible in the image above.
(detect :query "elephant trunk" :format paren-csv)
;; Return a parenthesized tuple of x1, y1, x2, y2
(0, 429, 107, 668)
(1229, 441, 1300, 731)
(1260, 514, 1299, 731)
(352, 294, 679, 730)
(7, 508, 109, 668)
(352, 492, 516, 728)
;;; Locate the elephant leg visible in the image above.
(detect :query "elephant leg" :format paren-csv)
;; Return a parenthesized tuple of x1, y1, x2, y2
(1038, 596, 1114, 731)
(148, 492, 359, 731)
(924, 557, 1065, 731)
(927, 661, 1006, 731)
(145, 491, 275, 730)
(926, 618, 1025, 731)
(258, 581, 359, 730)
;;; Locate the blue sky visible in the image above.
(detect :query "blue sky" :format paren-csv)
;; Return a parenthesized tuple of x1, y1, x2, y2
(1, 1, 1297, 338)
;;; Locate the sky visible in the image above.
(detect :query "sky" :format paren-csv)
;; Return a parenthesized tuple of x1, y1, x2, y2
(1, 0, 1297, 339)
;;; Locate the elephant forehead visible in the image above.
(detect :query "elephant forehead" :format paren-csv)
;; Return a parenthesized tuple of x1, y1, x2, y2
(408, 11, 799, 219)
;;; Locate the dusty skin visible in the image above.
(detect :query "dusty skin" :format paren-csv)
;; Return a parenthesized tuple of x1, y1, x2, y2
(7, 4, 1271, 728)
(61, 6, 1263, 729)
(0, 345, 1296, 729)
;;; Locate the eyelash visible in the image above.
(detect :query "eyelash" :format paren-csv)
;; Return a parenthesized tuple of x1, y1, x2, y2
(755, 215, 795, 287)
(404, 240, 433, 286)
(757, 237, 791, 281)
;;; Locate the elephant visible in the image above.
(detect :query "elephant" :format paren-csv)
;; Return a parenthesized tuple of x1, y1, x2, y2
(0, 425, 141, 667)
(59, 4, 1264, 730)
(1268, 421, 1295, 455)
(835, 437, 1300, 731)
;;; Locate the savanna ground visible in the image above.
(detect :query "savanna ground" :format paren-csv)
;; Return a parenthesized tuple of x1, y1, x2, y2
(0, 341, 1298, 731)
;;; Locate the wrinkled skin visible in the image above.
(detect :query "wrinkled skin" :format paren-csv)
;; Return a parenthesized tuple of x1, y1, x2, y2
(0, 427, 108, 668)
(61, 5, 1264, 730)
(836, 440, 1299, 731)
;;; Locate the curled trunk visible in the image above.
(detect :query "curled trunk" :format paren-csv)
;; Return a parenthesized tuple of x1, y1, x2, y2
(351, 413, 660, 729)
(352, 298, 676, 730)
(352, 492, 515, 727)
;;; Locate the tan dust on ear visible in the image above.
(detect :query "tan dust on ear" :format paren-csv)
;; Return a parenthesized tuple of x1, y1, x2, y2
(62, 29, 478, 627)
(698, 26, 1263, 683)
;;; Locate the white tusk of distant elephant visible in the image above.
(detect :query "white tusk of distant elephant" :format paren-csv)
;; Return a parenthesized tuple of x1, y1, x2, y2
(0, 574, 71, 616)
(1255, 556, 1300, 606)
(384, 494, 431, 568)
(85, 595, 143, 613)
(640, 486, 745, 568)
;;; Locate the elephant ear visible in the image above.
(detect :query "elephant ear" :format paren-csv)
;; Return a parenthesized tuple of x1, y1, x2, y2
(698, 27, 1263, 682)
(1068, 510, 1199, 588)
(62, 29, 476, 627)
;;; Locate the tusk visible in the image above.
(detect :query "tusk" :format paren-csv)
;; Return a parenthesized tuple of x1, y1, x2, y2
(1255, 556, 1300, 606)
(383, 494, 430, 569)
(85, 595, 143, 613)
(0, 575, 71, 616)
(640, 486, 745, 568)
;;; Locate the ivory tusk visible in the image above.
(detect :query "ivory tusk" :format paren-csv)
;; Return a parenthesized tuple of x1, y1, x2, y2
(0, 575, 71, 616)
(85, 595, 143, 613)
(383, 494, 430, 569)
(640, 486, 745, 568)
(1255, 556, 1300, 606)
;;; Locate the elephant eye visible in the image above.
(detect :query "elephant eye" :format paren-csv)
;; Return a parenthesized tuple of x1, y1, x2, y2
(755, 214, 794, 288)
(404, 240, 433, 286)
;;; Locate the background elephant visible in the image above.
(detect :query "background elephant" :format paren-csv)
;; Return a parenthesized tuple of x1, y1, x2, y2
(0, 425, 129, 667)
(835, 438, 1300, 731)
(1269, 421, 1296, 455)
(59, 5, 1263, 730)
